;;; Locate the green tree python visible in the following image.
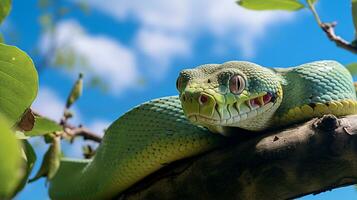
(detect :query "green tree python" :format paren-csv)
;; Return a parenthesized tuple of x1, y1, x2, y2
(49, 60, 357, 199)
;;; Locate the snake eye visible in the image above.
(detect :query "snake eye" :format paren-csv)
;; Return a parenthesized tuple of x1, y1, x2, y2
(176, 76, 184, 91)
(229, 75, 245, 94)
(177, 71, 191, 92)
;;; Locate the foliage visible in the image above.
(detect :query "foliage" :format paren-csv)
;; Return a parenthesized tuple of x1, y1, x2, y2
(0, 0, 11, 24)
(237, 0, 304, 11)
(66, 73, 83, 109)
(352, 0, 357, 39)
(25, 116, 63, 137)
(0, 0, 88, 194)
(0, 45, 39, 198)
(15, 140, 36, 195)
(0, 43, 65, 197)
(29, 136, 61, 183)
(0, 5, 61, 195)
(0, 117, 23, 199)
(0, 44, 38, 125)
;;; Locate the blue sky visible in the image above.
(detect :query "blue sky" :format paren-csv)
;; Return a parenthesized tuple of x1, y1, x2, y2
(3, 0, 357, 199)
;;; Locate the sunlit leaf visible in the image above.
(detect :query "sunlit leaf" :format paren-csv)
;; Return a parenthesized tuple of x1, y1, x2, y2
(66, 73, 83, 109)
(15, 131, 30, 139)
(0, 116, 23, 198)
(14, 140, 36, 194)
(307, 0, 318, 4)
(0, 0, 11, 24)
(0, 33, 4, 43)
(25, 116, 63, 137)
(0, 44, 39, 125)
(29, 136, 61, 183)
(237, 0, 304, 11)
(352, 0, 357, 38)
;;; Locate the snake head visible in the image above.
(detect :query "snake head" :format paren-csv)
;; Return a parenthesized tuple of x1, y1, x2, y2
(177, 61, 283, 134)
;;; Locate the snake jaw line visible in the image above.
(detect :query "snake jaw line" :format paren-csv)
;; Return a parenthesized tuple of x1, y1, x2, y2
(184, 91, 279, 128)
(246, 92, 275, 110)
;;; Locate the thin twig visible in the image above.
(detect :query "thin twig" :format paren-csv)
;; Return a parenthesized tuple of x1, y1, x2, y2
(63, 123, 102, 143)
(32, 109, 103, 143)
(320, 22, 357, 54)
(307, 0, 322, 26)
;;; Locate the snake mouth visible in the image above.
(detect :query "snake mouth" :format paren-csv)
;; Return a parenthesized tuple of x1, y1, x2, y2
(246, 92, 276, 109)
(186, 92, 278, 126)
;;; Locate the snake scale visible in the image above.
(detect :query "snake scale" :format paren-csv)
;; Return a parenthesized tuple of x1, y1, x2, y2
(49, 60, 357, 199)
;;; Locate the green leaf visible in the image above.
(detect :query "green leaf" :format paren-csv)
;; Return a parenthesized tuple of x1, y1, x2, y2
(25, 116, 63, 137)
(29, 136, 61, 183)
(0, 33, 4, 43)
(14, 140, 37, 194)
(66, 73, 83, 109)
(237, 0, 305, 11)
(307, 0, 318, 4)
(352, 0, 357, 38)
(0, 0, 11, 24)
(15, 131, 30, 139)
(346, 63, 357, 76)
(0, 116, 23, 198)
(0, 44, 39, 125)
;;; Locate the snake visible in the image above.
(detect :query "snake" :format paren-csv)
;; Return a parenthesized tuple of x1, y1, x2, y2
(49, 60, 357, 200)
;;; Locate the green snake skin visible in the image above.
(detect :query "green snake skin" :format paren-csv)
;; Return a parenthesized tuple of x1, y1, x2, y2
(49, 60, 357, 199)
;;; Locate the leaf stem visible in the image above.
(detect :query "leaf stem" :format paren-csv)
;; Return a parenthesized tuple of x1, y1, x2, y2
(307, 0, 322, 26)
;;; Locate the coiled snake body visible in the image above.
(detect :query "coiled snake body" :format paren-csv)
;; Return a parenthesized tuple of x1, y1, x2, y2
(49, 60, 357, 199)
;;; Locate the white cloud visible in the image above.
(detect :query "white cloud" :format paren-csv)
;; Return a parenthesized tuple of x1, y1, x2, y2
(83, 0, 295, 59)
(134, 29, 191, 70)
(40, 20, 139, 94)
(88, 1, 190, 31)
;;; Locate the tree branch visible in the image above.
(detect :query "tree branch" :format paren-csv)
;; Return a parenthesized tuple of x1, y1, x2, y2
(118, 114, 357, 200)
(63, 124, 102, 143)
(31, 109, 103, 143)
(320, 22, 357, 54)
(307, 1, 357, 54)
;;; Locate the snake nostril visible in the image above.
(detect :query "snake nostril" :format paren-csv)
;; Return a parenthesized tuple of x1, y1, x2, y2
(199, 94, 209, 105)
